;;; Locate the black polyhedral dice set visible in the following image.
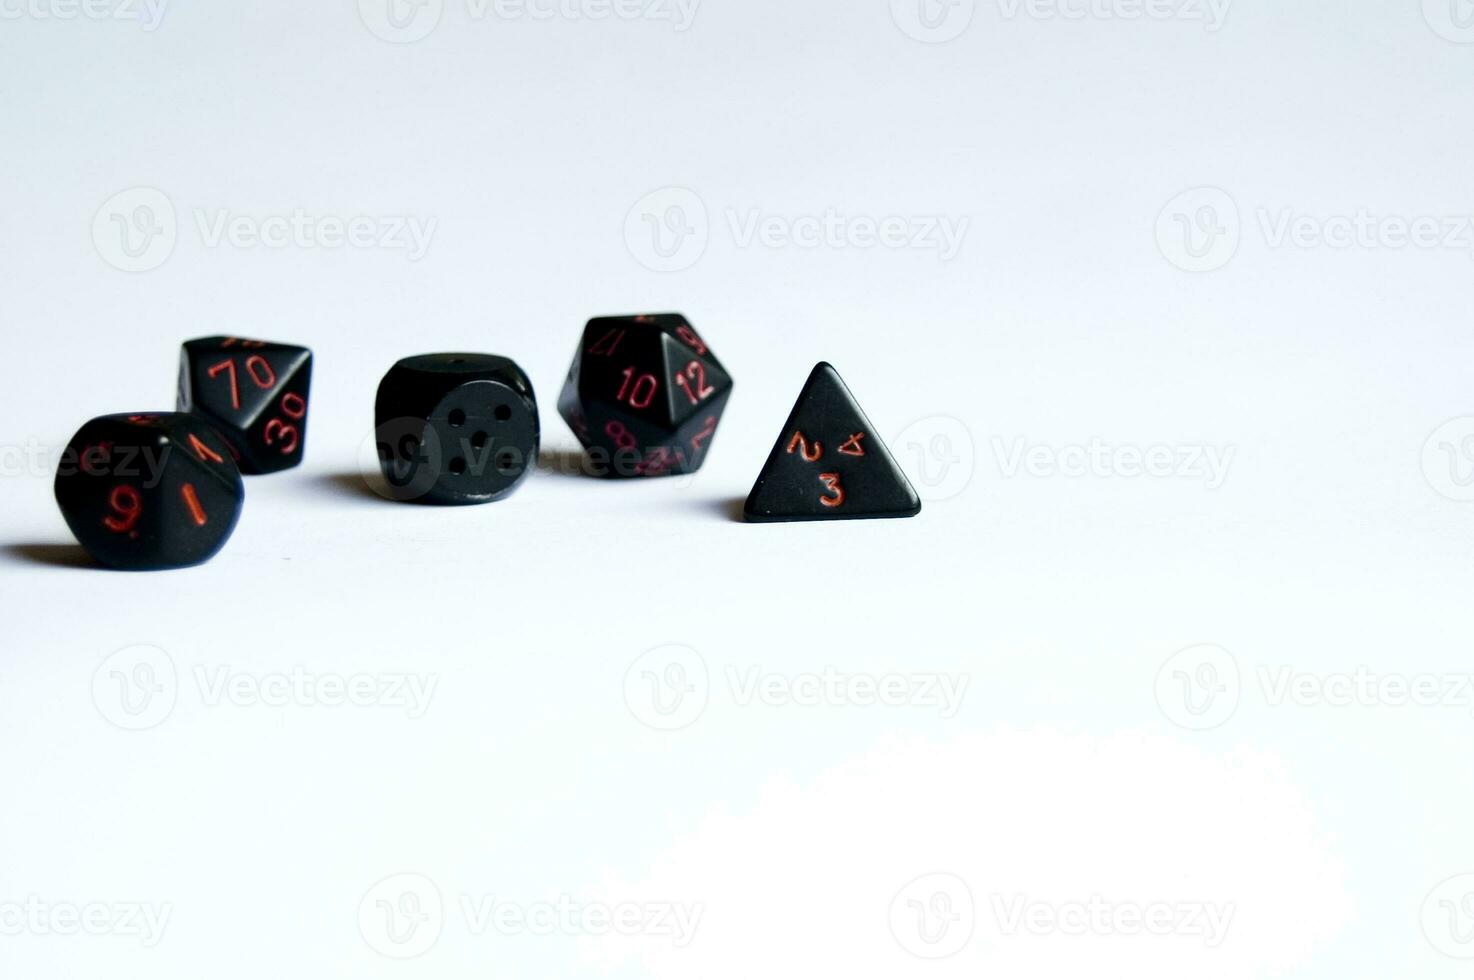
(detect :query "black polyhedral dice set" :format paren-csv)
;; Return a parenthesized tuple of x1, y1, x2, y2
(54, 315, 921, 571)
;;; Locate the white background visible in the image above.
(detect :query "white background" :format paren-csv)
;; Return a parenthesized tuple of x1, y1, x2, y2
(2, 0, 1473, 976)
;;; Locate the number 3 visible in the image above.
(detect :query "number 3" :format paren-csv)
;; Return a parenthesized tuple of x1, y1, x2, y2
(262, 392, 307, 455)
(263, 419, 299, 454)
(818, 472, 845, 508)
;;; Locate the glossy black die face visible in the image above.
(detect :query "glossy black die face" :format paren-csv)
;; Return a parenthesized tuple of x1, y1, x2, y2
(374, 354, 540, 505)
(744, 363, 921, 523)
(557, 314, 733, 478)
(178, 336, 313, 475)
(54, 414, 245, 570)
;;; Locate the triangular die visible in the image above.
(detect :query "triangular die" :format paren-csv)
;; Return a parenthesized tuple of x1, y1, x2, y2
(744, 363, 920, 523)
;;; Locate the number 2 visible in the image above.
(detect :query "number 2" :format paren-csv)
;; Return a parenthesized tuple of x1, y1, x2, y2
(787, 431, 822, 462)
